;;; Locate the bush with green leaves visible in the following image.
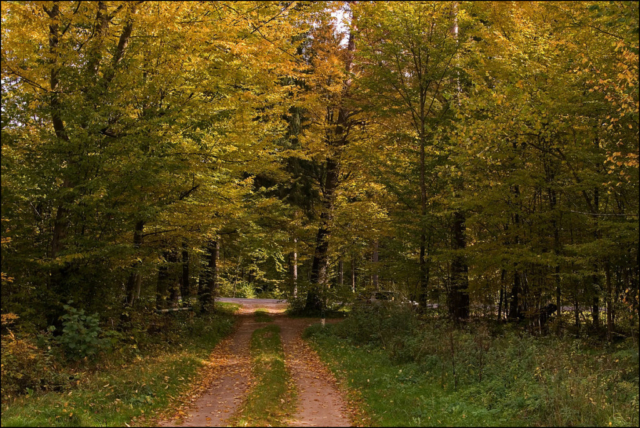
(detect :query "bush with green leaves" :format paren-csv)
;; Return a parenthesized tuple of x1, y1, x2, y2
(53, 303, 112, 361)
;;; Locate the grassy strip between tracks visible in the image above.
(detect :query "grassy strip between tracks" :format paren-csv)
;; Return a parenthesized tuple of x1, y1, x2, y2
(254, 309, 274, 323)
(232, 324, 296, 427)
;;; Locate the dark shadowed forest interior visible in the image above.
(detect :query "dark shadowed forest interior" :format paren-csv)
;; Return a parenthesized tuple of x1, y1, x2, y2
(1, 2, 638, 427)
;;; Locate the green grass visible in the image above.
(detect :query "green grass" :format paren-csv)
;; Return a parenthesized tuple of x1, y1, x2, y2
(1, 304, 238, 427)
(233, 324, 296, 427)
(305, 322, 640, 427)
(254, 309, 274, 323)
(305, 326, 514, 427)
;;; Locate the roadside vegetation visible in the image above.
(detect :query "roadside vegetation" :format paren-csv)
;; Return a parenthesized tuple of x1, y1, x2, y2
(233, 324, 296, 427)
(304, 305, 640, 427)
(1, 303, 238, 427)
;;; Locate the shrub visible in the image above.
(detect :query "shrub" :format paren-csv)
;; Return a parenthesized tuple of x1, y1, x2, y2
(54, 304, 112, 361)
(1, 314, 69, 400)
(219, 280, 257, 299)
(286, 294, 307, 315)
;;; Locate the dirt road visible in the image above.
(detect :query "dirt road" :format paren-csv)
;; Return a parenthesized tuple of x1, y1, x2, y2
(160, 298, 350, 427)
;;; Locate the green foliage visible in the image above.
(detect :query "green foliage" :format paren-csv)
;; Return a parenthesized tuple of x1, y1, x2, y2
(286, 293, 309, 315)
(1, 315, 71, 401)
(218, 280, 257, 299)
(330, 305, 418, 351)
(306, 311, 640, 427)
(53, 304, 113, 361)
(1, 306, 237, 426)
(1, 0, 636, 349)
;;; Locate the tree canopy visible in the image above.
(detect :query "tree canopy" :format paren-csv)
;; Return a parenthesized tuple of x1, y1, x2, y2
(2, 1, 638, 338)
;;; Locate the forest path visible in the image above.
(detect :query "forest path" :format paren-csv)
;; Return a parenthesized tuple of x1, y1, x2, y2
(275, 316, 351, 427)
(159, 299, 351, 427)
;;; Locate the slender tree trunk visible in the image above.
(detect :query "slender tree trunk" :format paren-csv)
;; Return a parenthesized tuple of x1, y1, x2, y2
(550, 187, 562, 333)
(606, 261, 613, 342)
(555, 265, 561, 332)
(509, 271, 522, 320)
(446, 1, 468, 322)
(338, 258, 344, 287)
(508, 183, 522, 321)
(292, 238, 298, 298)
(574, 291, 580, 337)
(497, 269, 506, 321)
(126, 221, 144, 306)
(351, 256, 356, 293)
(198, 266, 206, 303)
(372, 241, 379, 289)
(449, 211, 470, 321)
(201, 241, 219, 312)
(181, 242, 190, 303)
(167, 251, 180, 307)
(157, 251, 170, 309)
(418, 132, 428, 309)
(592, 268, 600, 332)
(592, 175, 601, 331)
(592, 295, 600, 330)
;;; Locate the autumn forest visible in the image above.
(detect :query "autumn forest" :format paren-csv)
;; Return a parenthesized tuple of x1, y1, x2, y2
(1, 1, 638, 427)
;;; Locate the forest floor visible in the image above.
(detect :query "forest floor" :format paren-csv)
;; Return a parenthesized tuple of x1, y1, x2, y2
(158, 299, 352, 427)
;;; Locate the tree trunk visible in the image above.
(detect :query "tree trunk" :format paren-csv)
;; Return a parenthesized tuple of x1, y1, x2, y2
(351, 256, 356, 293)
(592, 265, 600, 330)
(168, 251, 180, 307)
(418, 133, 428, 309)
(125, 221, 144, 306)
(508, 183, 522, 321)
(449, 211, 470, 321)
(198, 266, 206, 302)
(201, 240, 219, 312)
(592, 295, 600, 330)
(156, 251, 170, 309)
(338, 258, 344, 287)
(305, 27, 355, 312)
(181, 242, 190, 303)
(606, 261, 613, 342)
(47, 3, 72, 260)
(497, 269, 506, 321)
(509, 271, 522, 320)
(574, 292, 580, 337)
(550, 187, 562, 334)
(292, 238, 298, 298)
(372, 241, 379, 289)
(592, 174, 601, 331)
(307, 158, 339, 312)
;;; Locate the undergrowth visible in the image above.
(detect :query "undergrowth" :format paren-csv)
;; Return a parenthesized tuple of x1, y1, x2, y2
(0, 302, 238, 427)
(304, 305, 639, 427)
